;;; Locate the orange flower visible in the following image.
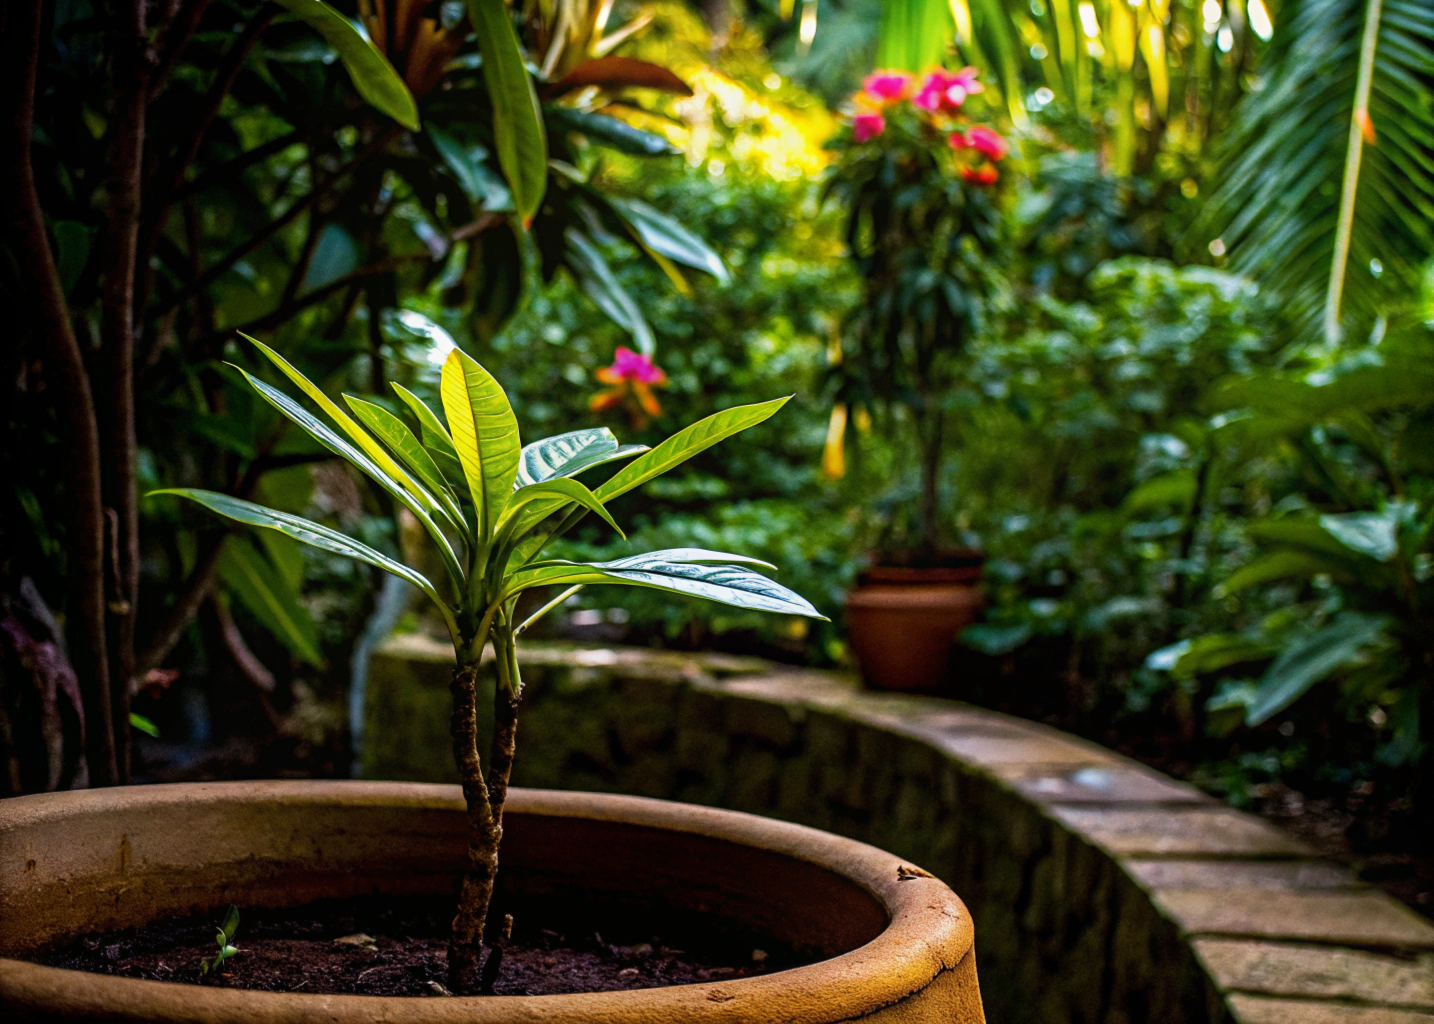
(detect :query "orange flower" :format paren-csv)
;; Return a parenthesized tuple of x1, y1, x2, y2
(590, 347, 668, 427)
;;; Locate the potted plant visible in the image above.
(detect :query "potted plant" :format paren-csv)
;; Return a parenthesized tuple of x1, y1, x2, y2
(0, 340, 985, 1022)
(825, 68, 1007, 692)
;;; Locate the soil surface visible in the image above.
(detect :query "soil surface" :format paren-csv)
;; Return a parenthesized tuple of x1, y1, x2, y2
(38, 895, 806, 996)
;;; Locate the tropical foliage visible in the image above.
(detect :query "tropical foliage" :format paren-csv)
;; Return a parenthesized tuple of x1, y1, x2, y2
(154, 337, 822, 989)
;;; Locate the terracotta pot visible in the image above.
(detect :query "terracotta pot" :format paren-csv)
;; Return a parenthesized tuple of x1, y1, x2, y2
(0, 781, 985, 1023)
(846, 565, 984, 692)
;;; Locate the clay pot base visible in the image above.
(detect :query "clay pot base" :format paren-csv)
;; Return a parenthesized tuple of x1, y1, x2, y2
(37, 894, 800, 996)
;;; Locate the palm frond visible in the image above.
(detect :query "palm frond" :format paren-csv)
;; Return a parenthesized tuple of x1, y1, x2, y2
(1199, 0, 1434, 343)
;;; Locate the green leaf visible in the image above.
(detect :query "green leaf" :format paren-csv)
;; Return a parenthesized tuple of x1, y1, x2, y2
(606, 197, 729, 283)
(428, 127, 513, 210)
(243, 336, 441, 518)
(220, 905, 241, 943)
(149, 489, 443, 608)
(219, 539, 323, 666)
(128, 712, 160, 738)
(499, 478, 624, 543)
(1320, 509, 1402, 562)
(960, 622, 1032, 656)
(1246, 611, 1393, 726)
(516, 427, 647, 486)
(466, 0, 547, 223)
(1121, 470, 1197, 516)
(1217, 549, 1356, 595)
(271, 0, 418, 129)
(596, 398, 789, 502)
(507, 552, 826, 618)
(545, 107, 679, 155)
(391, 383, 464, 472)
(238, 369, 462, 581)
(440, 349, 520, 543)
(565, 228, 655, 354)
(1145, 633, 1281, 678)
(344, 395, 467, 534)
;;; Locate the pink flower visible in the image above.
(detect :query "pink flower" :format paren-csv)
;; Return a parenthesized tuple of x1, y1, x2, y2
(961, 163, 999, 186)
(599, 346, 667, 385)
(860, 70, 913, 104)
(853, 111, 886, 142)
(913, 67, 985, 113)
(950, 126, 1008, 161)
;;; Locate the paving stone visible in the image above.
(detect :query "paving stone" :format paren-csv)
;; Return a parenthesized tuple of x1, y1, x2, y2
(922, 728, 1124, 768)
(1007, 763, 1212, 804)
(1052, 805, 1311, 857)
(1124, 859, 1362, 892)
(1155, 890, 1434, 948)
(1194, 938, 1434, 1008)
(1227, 993, 1434, 1023)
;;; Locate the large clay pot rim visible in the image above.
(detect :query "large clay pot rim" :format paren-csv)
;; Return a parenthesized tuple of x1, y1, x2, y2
(0, 782, 975, 1023)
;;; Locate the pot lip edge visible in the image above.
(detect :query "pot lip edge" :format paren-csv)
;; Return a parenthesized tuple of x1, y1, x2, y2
(0, 782, 974, 1019)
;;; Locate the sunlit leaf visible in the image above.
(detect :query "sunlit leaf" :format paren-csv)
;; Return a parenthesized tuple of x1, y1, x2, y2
(441, 349, 520, 542)
(516, 427, 647, 487)
(272, 0, 418, 129)
(467, 0, 547, 223)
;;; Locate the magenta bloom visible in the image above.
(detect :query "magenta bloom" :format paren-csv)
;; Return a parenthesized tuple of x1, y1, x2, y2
(600, 346, 667, 384)
(950, 126, 1008, 161)
(853, 111, 887, 143)
(860, 70, 912, 104)
(913, 67, 985, 113)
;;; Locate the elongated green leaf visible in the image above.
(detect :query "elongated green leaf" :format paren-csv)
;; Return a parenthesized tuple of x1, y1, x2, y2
(219, 538, 323, 666)
(1246, 611, 1393, 725)
(440, 349, 520, 542)
(516, 427, 647, 486)
(1217, 548, 1355, 595)
(467, 0, 547, 223)
(596, 397, 790, 502)
(242, 336, 440, 518)
(606, 197, 729, 283)
(599, 548, 777, 571)
(239, 370, 460, 580)
(499, 478, 623, 541)
(391, 383, 458, 461)
(271, 0, 418, 129)
(507, 554, 826, 618)
(545, 107, 679, 156)
(149, 489, 443, 607)
(345, 395, 467, 534)
(1145, 633, 1281, 678)
(504, 398, 792, 571)
(220, 905, 241, 943)
(566, 228, 654, 354)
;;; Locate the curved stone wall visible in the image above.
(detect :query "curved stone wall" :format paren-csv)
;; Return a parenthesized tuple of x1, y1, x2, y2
(366, 636, 1434, 1024)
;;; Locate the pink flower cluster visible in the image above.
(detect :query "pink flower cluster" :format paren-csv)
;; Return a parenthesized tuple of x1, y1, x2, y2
(847, 67, 1007, 185)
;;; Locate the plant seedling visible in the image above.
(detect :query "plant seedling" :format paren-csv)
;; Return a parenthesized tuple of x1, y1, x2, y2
(199, 905, 240, 979)
(153, 337, 827, 992)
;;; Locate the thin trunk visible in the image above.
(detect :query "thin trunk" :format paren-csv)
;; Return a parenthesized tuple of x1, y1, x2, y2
(446, 629, 521, 994)
(447, 660, 498, 992)
(100, 0, 153, 782)
(3, 0, 118, 785)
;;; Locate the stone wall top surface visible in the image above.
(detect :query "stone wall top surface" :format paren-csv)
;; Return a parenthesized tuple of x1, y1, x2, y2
(367, 637, 1434, 1024)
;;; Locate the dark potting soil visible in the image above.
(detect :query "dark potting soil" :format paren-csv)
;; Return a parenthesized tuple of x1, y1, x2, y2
(37, 894, 809, 996)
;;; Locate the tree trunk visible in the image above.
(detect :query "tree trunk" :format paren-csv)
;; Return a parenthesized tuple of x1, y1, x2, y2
(3, 0, 118, 785)
(446, 656, 519, 993)
(99, 0, 153, 782)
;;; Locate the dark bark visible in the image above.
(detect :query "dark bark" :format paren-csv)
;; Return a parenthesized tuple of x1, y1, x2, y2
(135, 533, 227, 677)
(3, 0, 118, 785)
(447, 660, 498, 993)
(147, 0, 213, 101)
(153, 126, 400, 320)
(99, 0, 154, 782)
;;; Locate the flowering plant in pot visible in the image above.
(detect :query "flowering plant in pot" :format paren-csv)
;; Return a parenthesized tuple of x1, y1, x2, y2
(146, 337, 826, 993)
(825, 68, 1008, 691)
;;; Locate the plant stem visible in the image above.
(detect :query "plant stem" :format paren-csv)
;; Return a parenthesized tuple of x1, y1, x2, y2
(1324, 0, 1384, 345)
(447, 656, 497, 992)
(3, 0, 118, 785)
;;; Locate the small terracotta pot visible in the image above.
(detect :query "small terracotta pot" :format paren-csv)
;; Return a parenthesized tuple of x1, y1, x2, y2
(0, 782, 985, 1023)
(846, 565, 984, 692)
